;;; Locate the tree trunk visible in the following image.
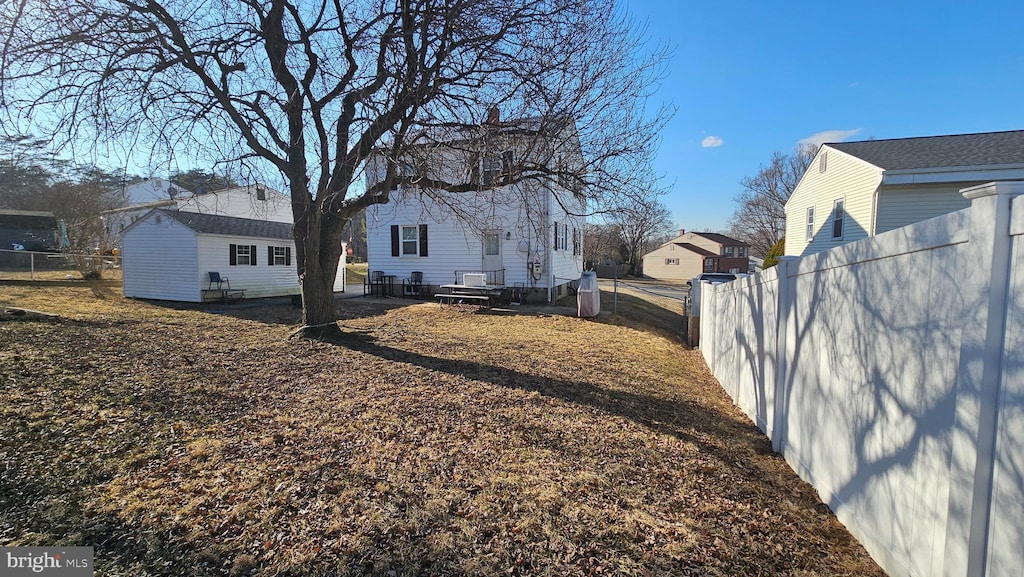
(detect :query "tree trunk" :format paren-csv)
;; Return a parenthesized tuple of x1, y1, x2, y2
(294, 207, 347, 340)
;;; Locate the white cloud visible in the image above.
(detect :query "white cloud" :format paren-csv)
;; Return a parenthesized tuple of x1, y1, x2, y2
(798, 129, 862, 148)
(701, 135, 724, 148)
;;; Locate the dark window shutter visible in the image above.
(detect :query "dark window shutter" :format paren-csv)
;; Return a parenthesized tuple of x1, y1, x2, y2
(250, 245, 257, 266)
(391, 225, 400, 257)
(285, 247, 291, 266)
(229, 244, 237, 266)
(419, 224, 428, 257)
(553, 222, 559, 251)
(268, 246, 274, 266)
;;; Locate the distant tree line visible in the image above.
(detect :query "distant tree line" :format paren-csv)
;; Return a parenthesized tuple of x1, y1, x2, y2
(0, 136, 251, 251)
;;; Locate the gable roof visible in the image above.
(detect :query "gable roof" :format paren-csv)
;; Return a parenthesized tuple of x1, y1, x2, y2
(151, 210, 293, 240)
(827, 130, 1024, 171)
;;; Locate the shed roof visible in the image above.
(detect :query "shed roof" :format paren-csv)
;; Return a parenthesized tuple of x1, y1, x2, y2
(827, 130, 1024, 171)
(158, 210, 293, 240)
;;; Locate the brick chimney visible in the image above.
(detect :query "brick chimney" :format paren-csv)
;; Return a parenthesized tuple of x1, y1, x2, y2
(678, 229, 686, 237)
(485, 106, 500, 124)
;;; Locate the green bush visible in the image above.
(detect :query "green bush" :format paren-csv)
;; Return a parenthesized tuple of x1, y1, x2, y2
(763, 237, 785, 269)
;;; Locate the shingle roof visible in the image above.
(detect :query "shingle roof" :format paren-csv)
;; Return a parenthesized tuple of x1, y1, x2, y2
(0, 210, 58, 229)
(827, 130, 1024, 171)
(689, 231, 747, 246)
(160, 210, 293, 240)
(675, 243, 716, 257)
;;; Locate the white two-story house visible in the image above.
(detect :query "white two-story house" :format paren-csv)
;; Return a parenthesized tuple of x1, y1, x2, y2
(365, 114, 585, 303)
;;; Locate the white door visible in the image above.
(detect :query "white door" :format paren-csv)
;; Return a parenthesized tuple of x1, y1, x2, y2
(482, 230, 502, 273)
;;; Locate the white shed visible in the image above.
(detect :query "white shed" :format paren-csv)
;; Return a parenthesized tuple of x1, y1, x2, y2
(122, 209, 345, 302)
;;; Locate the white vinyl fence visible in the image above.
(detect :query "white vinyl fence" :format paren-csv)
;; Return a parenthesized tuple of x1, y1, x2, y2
(698, 181, 1024, 577)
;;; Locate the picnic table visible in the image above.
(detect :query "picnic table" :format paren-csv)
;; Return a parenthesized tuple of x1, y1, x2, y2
(437, 284, 505, 308)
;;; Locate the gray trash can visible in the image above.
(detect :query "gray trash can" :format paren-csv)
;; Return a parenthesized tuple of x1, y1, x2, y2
(577, 271, 600, 317)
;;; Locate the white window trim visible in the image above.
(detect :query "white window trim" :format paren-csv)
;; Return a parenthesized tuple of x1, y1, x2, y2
(236, 244, 252, 266)
(400, 224, 419, 257)
(832, 199, 845, 239)
(806, 206, 815, 242)
(273, 246, 288, 265)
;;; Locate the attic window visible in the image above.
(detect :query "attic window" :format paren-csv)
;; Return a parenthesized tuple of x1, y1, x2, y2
(256, 186, 266, 201)
(819, 151, 827, 173)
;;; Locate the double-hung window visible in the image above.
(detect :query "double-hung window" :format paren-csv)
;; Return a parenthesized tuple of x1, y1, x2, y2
(806, 206, 815, 241)
(230, 244, 256, 266)
(268, 246, 291, 266)
(832, 199, 845, 239)
(401, 225, 419, 256)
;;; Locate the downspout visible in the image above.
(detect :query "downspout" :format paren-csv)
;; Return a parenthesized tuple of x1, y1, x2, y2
(869, 170, 884, 236)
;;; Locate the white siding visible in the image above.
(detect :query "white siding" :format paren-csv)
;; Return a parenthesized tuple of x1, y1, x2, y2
(367, 184, 584, 296)
(179, 186, 292, 223)
(122, 214, 201, 302)
(875, 183, 976, 234)
(197, 235, 300, 299)
(785, 146, 882, 256)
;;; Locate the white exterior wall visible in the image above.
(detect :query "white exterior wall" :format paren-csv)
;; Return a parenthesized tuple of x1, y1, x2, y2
(124, 213, 345, 302)
(366, 185, 583, 293)
(785, 146, 882, 256)
(548, 187, 585, 296)
(179, 186, 292, 223)
(197, 235, 300, 299)
(700, 182, 1024, 577)
(875, 183, 975, 234)
(122, 214, 201, 302)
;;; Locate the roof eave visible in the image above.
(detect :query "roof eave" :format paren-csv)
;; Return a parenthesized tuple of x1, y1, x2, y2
(881, 164, 1024, 185)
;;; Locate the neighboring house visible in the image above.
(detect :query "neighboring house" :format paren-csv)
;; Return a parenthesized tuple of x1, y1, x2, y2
(122, 209, 345, 302)
(103, 184, 292, 248)
(0, 210, 60, 252)
(365, 115, 585, 302)
(785, 129, 1024, 256)
(642, 230, 750, 281)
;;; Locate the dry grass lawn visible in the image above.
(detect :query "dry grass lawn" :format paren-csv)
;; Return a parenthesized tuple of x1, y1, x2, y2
(0, 282, 883, 576)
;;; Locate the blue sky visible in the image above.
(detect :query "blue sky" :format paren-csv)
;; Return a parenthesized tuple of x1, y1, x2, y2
(626, 0, 1024, 233)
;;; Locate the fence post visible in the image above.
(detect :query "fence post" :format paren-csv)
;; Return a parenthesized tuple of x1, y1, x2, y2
(771, 256, 797, 453)
(942, 181, 1024, 577)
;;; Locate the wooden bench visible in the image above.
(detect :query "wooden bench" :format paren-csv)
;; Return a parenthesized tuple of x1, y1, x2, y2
(436, 293, 491, 308)
(202, 288, 247, 304)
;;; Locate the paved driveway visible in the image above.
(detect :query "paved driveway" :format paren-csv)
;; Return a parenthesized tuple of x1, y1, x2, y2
(609, 279, 690, 302)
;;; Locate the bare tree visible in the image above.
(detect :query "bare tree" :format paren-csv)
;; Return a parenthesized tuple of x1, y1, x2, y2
(1, 0, 668, 339)
(727, 145, 815, 257)
(583, 221, 623, 268)
(609, 196, 675, 276)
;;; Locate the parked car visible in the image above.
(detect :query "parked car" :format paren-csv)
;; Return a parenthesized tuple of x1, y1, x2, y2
(687, 273, 737, 286)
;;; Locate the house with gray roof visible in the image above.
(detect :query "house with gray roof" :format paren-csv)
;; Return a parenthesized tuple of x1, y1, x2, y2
(642, 229, 750, 281)
(122, 209, 345, 302)
(784, 130, 1024, 256)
